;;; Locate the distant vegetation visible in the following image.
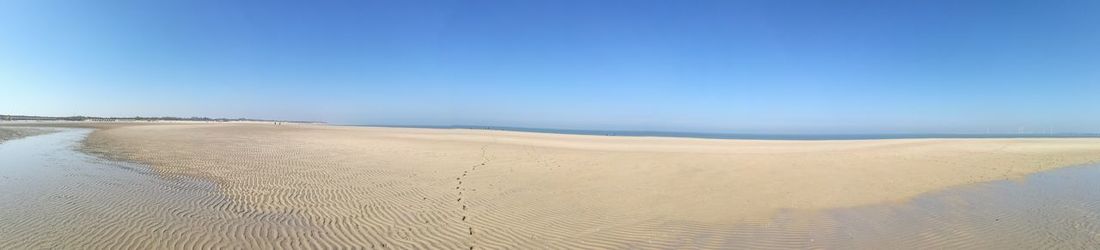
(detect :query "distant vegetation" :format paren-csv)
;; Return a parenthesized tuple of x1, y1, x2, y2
(0, 115, 322, 124)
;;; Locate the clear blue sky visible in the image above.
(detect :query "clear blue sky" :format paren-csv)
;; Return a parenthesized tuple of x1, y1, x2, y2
(2, 0, 1099, 133)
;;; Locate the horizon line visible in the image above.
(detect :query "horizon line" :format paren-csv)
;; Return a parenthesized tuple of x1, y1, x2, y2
(347, 124, 1100, 141)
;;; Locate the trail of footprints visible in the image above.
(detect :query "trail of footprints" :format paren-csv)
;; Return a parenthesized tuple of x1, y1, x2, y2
(456, 145, 491, 250)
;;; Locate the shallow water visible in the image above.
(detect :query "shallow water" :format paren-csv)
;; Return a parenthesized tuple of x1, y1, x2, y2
(2, 129, 1099, 248)
(821, 163, 1100, 249)
(717, 163, 1100, 249)
(0, 129, 239, 248)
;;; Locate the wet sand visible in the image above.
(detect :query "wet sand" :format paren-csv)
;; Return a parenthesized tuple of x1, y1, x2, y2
(822, 163, 1100, 249)
(51, 123, 1099, 248)
(0, 129, 237, 248)
(0, 127, 53, 144)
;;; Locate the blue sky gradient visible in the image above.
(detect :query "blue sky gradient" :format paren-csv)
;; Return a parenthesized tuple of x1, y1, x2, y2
(2, 0, 1099, 133)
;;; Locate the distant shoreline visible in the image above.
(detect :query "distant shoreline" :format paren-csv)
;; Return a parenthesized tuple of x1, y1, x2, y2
(0, 114, 324, 124)
(352, 124, 1100, 141)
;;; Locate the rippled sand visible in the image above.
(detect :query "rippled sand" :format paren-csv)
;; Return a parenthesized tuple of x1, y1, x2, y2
(0, 129, 243, 248)
(50, 123, 1099, 248)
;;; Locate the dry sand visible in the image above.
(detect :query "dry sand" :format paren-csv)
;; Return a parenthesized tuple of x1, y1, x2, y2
(56, 123, 1100, 248)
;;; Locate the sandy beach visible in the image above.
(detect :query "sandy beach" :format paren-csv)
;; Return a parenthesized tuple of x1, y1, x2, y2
(6, 0, 1100, 247)
(8, 122, 1078, 248)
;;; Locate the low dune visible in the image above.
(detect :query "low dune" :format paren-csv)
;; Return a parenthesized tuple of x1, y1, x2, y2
(64, 123, 1100, 248)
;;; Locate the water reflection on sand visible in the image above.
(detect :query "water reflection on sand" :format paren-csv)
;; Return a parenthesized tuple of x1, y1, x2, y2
(721, 163, 1100, 249)
(0, 129, 240, 249)
(824, 163, 1100, 248)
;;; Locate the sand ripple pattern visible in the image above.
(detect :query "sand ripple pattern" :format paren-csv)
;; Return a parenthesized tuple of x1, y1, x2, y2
(0, 129, 262, 249)
(83, 125, 477, 249)
(55, 124, 1100, 249)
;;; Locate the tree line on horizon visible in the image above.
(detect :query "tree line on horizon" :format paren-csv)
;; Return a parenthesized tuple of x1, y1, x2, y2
(0, 114, 317, 123)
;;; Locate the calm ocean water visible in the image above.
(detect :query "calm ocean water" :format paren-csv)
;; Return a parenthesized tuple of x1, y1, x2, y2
(353, 125, 1100, 140)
